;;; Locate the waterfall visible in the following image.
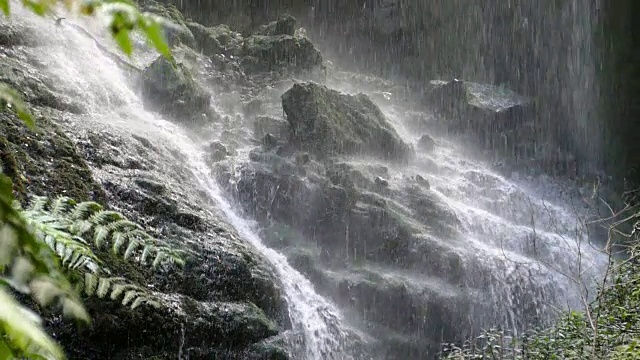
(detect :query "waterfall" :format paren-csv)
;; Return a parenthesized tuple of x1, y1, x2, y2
(153, 122, 362, 359)
(5, 2, 609, 359)
(6, 5, 360, 359)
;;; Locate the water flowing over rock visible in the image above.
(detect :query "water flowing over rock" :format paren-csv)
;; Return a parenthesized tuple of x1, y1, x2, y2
(1, 3, 612, 360)
(425, 79, 534, 135)
(138, 0, 196, 48)
(139, 56, 213, 124)
(282, 82, 413, 161)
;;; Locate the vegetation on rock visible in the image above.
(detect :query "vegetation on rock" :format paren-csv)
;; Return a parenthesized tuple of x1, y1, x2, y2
(0, 0, 179, 358)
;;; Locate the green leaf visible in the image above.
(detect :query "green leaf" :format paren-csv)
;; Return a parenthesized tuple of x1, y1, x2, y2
(0, 288, 64, 360)
(0, 339, 15, 359)
(0, 82, 34, 129)
(21, 0, 52, 16)
(113, 29, 133, 57)
(0, 0, 9, 16)
(140, 18, 172, 60)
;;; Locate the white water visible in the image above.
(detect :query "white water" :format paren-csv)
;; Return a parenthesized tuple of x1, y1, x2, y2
(7, 2, 609, 357)
(6, 6, 360, 359)
(155, 124, 361, 359)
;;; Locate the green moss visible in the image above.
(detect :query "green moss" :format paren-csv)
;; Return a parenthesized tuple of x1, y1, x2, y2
(0, 110, 106, 203)
(242, 34, 323, 73)
(0, 133, 25, 198)
(187, 22, 244, 56)
(139, 56, 212, 124)
(281, 82, 413, 161)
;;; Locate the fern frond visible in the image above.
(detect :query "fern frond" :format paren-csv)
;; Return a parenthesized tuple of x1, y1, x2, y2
(50, 196, 75, 217)
(93, 225, 110, 249)
(83, 273, 98, 296)
(141, 245, 153, 264)
(106, 219, 139, 233)
(70, 219, 93, 235)
(81, 274, 158, 310)
(26, 196, 49, 212)
(123, 238, 141, 260)
(69, 201, 103, 220)
(28, 221, 100, 274)
(89, 210, 125, 225)
(22, 196, 186, 273)
(109, 283, 140, 300)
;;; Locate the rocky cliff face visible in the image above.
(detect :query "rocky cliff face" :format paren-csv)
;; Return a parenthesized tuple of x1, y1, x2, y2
(0, 10, 294, 360)
(1, 2, 609, 359)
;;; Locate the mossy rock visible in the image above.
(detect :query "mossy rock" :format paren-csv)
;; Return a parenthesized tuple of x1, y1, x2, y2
(50, 293, 284, 360)
(138, 56, 212, 125)
(241, 34, 323, 74)
(187, 22, 244, 56)
(137, 0, 196, 48)
(255, 14, 298, 36)
(0, 109, 105, 203)
(281, 82, 413, 161)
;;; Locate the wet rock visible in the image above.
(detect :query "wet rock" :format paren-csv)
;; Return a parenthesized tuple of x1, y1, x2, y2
(374, 176, 389, 187)
(187, 22, 244, 56)
(0, 111, 105, 203)
(254, 116, 290, 141)
(346, 197, 414, 262)
(414, 174, 430, 189)
(417, 134, 436, 152)
(138, 56, 212, 124)
(333, 271, 471, 359)
(255, 14, 298, 36)
(0, 51, 84, 114)
(262, 133, 279, 149)
(138, 0, 196, 48)
(241, 34, 323, 74)
(425, 79, 534, 138)
(295, 153, 310, 166)
(52, 294, 280, 360)
(134, 178, 166, 195)
(0, 22, 39, 47)
(281, 82, 413, 161)
(244, 99, 263, 116)
(205, 141, 229, 163)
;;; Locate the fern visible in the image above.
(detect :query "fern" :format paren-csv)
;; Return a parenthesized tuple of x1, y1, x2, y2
(17, 195, 184, 314)
(83, 274, 160, 309)
(23, 196, 187, 269)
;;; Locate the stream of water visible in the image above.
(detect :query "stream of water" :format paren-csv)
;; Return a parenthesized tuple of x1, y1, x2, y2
(9, 4, 610, 358)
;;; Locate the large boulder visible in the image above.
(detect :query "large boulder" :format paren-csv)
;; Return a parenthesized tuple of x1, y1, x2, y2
(138, 56, 212, 124)
(282, 82, 413, 161)
(187, 22, 244, 56)
(425, 79, 534, 134)
(53, 126, 292, 359)
(255, 14, 298, 36)
(241, 34, 323, 74)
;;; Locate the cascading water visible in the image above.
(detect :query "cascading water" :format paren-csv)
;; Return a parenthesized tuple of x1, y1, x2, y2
(153, 125, 364, 360)
(7, 6, 360, 359)
(6, 3, 609, 359)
